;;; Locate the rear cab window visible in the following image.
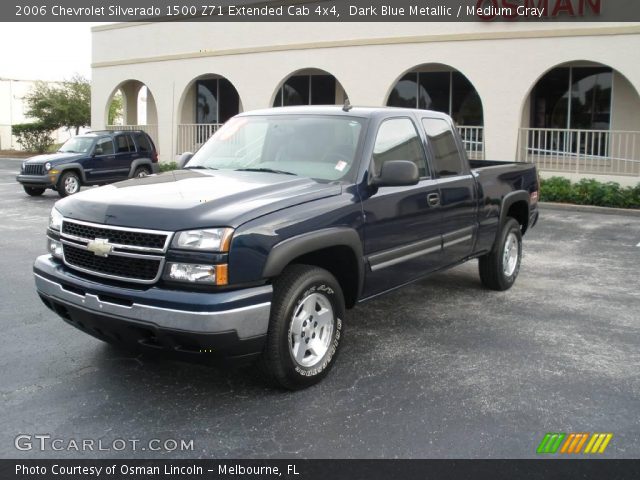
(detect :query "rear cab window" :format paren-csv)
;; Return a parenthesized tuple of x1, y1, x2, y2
(421, 118, 466, 177)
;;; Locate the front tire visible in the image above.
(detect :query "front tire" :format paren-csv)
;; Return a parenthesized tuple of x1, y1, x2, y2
(258, 265, 345, 390)
(479, 218, 522, 291)
(57, 171, 81, 197)
(23, 186, 45, 196)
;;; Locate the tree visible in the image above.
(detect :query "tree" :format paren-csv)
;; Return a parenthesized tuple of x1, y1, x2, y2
(12, 122, 55, 153)
(25, 74, 91, 135)
(108, 90, 124, 125)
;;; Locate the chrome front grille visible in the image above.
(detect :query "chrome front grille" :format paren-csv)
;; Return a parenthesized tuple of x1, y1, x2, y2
(59, 219, 172, 284)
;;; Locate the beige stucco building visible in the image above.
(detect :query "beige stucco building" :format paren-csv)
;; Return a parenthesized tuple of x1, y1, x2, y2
(91, 21, 640, 184)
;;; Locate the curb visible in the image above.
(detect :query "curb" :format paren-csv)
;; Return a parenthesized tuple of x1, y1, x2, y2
(539, 202, 640, 217)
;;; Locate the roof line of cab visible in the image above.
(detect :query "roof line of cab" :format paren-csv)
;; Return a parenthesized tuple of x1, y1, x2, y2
(238, 105, 452, 120)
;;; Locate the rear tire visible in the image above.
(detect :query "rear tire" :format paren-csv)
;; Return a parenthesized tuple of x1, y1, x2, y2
(479, 218, 522, 291)
(258, 264, 345, 390)
(23, 186, 45, 196)
(133, 166, 151, 178)
(57, 171, 81, 197)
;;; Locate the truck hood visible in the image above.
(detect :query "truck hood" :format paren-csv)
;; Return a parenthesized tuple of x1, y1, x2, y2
(25, 152, 84, 164)
(56, 170, 342, 230)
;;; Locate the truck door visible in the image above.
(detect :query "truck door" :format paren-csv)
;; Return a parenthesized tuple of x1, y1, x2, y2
(421, 117, 478, 264)
(361, 117, 443, 297)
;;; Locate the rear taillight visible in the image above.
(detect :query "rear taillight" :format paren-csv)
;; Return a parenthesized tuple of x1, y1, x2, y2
(152, 151, 158, 163)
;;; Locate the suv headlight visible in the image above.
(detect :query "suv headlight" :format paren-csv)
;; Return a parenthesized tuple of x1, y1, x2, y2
(44, 162, 52, 171)
(172, 228, 233, 252)
(49, 208, 63, 231)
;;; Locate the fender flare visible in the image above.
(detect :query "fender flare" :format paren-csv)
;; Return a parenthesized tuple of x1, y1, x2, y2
(262, 227, 365, 295)
(128, 158, 154, 177)
(493, 190, 530, 249)
(53, 164, 87, 183)
(500, 190, 530, 227)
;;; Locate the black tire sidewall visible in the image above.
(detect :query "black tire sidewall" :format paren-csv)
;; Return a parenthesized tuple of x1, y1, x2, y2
(497, 219, 522, 289)
(23, 186, 45, 196)
(272, 267, 344, 388)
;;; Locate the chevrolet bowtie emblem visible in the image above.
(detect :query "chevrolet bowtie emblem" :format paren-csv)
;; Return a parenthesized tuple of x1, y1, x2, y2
(86, 238, 113, 257)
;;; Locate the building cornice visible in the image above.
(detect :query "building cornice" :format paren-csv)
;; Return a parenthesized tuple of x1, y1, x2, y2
(92, 24, 640, 69)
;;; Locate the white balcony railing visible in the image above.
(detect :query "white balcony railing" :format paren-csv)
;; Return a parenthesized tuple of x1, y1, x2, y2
(457, 126, 485, 160)
(106, 124, 159, 149)
(518, 128, 640, 177)
(176, 123, 222, 155)
(176, 124, 486, 161)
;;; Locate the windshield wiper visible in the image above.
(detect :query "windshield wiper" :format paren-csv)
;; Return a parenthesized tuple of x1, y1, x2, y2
(235, 168, 297, 176)
(184, 165, 217, 170)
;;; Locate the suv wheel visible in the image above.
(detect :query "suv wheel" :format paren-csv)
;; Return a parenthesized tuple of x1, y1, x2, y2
(258, 264, 345, 390)
(23, 186, 45, 196)
(133, 166, 151, 178)
(57, 171, 81, 197)
(479, 217, 522, 291)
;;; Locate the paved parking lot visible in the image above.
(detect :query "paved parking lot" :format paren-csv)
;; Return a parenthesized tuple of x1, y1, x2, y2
(1, 157, 639, 459)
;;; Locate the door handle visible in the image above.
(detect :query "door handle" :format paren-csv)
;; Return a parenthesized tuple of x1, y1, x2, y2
(427, 193, 440, 207)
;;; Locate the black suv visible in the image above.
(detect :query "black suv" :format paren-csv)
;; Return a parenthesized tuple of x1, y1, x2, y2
(17, 130, 159, 197)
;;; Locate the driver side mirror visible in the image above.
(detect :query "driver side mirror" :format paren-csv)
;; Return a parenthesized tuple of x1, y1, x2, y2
(372, 160, 419, 187)
(93, 146, 103, 157)
(178, 152, 194, 169)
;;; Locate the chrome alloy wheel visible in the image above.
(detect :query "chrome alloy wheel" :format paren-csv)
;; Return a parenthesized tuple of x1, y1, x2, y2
(503, 232, 520, 277)
(288, 292, 335, 368)
(64, 176, 80, 195)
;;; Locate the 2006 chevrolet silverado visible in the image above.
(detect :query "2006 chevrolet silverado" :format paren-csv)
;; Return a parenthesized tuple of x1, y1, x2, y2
(34, 106, 539, 389)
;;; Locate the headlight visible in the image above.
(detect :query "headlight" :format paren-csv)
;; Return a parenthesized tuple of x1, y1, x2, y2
(172, 228, 233, 252)
(49, 208, 63, 231)
(44, 162, 52, 171)
(166, 263, 228, 285)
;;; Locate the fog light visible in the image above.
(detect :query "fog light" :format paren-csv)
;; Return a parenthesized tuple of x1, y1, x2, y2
(167, 263, 228, 285)
(48, 238, 63, 259)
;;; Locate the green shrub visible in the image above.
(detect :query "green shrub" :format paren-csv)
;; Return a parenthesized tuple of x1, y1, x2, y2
(12, 122, 54, 153)
(540, 177, 640, 209)
(159, 162, 178, 172)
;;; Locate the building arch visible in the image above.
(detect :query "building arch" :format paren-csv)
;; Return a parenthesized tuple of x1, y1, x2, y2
(271, 68, 349, 108)
(519, 60, 640, 175)
(176, 73, 243, 153)
(386, 63, 485, 158)
(104, 79, 158, 128)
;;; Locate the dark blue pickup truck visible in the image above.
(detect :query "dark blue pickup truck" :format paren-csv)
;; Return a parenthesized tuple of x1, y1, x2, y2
(34, 107, 539, 389)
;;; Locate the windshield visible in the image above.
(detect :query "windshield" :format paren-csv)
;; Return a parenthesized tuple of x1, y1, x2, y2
(59, 137, 95, 154)
(186, 115, 365, 182)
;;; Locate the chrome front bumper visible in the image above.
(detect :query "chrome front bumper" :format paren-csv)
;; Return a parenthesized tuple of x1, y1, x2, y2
(33, 256, 272, 340)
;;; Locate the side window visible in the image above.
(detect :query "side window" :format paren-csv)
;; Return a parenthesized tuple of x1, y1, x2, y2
(115, 135, 134, 153)
(95, 137, 114, 155)
(372, 118, 427, 178)
(422, 118, 464, 177)
(135, 133, 152, 154)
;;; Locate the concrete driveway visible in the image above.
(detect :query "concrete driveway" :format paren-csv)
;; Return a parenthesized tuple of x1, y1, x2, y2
(1, 158, 639, 459)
